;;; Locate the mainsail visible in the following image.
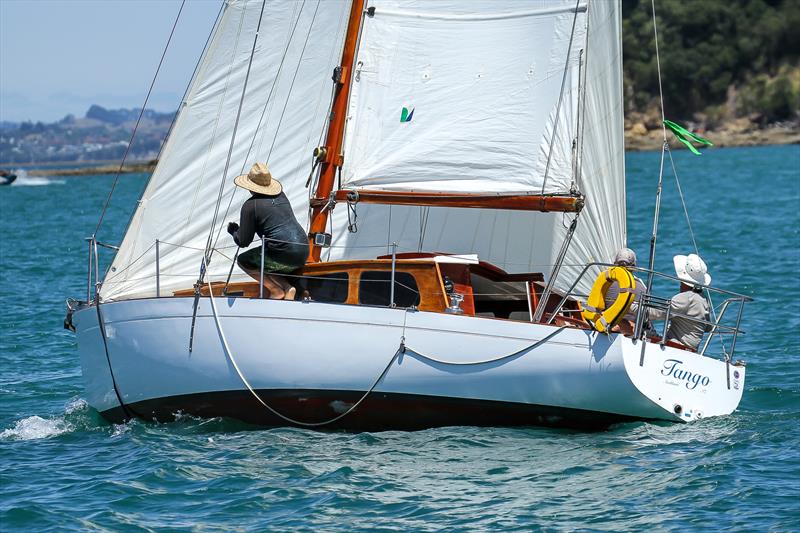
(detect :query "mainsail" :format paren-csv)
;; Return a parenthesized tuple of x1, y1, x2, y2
(102, 0, 624, 301)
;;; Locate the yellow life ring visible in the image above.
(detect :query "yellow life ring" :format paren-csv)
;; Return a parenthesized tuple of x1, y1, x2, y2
(581, 266, 636, 333)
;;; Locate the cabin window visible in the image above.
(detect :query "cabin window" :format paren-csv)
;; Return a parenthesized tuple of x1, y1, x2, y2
(300, 273, 349, 303)
(359, 271, 420, 308)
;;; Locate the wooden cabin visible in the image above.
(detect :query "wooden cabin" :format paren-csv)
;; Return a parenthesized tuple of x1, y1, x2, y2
(174, 252, 586, 327)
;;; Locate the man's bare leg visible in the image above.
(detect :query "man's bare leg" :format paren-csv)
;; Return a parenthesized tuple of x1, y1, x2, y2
(272, 275, 296, 300)
(261, 275, 285, 300)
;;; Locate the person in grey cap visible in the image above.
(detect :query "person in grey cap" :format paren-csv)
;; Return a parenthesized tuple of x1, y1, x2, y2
(604, 247, 648, 335)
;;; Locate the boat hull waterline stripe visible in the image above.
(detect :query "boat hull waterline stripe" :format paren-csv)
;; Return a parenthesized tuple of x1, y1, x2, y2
(98, 389, 645, 430)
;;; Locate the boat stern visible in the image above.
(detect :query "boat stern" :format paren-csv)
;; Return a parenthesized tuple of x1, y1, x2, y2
(622, 339, 745, 422)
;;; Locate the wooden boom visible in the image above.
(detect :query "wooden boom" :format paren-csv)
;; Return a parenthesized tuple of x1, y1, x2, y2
(330, 189, 585, 212)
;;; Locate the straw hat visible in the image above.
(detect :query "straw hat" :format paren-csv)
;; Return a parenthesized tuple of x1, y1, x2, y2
(673, 253, 711, 287)
(234, 162, 282, 195)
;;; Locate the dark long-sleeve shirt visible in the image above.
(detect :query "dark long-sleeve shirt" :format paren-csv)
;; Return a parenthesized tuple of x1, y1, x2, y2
(232, 192, 309, 264)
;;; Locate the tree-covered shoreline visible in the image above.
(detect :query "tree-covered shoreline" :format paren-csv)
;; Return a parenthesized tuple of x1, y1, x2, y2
(622, 0, 799, 127)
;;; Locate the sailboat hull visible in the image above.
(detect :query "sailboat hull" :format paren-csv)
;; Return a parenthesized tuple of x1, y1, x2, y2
(73, 297, 745, 430)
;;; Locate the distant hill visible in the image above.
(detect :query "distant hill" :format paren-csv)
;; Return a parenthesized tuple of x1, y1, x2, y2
(85, 105, 174, 126)
(0, 105, 174, 164)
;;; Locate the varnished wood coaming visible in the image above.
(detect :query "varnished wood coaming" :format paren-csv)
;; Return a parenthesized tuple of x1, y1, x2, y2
(174, 259, 449, 312)
(171, 256, 592, 330)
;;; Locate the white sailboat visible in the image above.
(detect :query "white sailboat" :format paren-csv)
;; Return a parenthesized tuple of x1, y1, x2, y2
(67, 0, 751, 430)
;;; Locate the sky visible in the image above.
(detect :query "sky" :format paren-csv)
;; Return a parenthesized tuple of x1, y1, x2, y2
(0, 0, 223, 123)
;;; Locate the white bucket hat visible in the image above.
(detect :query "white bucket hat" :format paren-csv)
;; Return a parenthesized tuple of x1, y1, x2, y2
(234, 162, 282, 195)
(673, 253, 711, 286)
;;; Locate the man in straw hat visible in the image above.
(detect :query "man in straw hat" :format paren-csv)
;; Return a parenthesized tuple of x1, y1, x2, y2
(651, 253, 713, 349)
(227, 163, 309, 300)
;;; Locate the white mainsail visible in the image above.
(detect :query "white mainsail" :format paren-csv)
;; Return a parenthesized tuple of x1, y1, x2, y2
(102, 0, 624, 301)
(101, 0, 349, 301)
(327, 0, 625, 293)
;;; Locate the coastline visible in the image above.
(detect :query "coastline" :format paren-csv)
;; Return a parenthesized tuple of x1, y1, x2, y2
(21, 161, 156, 177)
(3, 127, 797, 176)
(625, 121, 800, 152)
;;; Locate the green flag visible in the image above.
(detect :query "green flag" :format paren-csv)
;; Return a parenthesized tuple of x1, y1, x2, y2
(664, 119, 713, 155)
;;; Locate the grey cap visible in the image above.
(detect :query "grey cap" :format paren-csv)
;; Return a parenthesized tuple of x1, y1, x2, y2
(613, 248, 637, 267)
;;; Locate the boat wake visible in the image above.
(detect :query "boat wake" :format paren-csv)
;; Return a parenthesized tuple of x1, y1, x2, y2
(8, 170, 65, 186)
(0, 398, 89, 441)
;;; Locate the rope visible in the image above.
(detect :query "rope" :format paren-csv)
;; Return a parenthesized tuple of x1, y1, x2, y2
(651, 0, 668, 141)
(206, 287, 567, 426)
(666, 147, 699, 254)
(206, 279, 402, 427)
(94, 0, 186, 237)
(402, 326, 567, 366)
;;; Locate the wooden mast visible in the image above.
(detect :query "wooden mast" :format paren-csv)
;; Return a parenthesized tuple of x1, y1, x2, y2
(307, 0, 366, 262)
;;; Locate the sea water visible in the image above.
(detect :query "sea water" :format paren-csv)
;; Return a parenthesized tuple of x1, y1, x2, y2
(1, 145, 798, 530)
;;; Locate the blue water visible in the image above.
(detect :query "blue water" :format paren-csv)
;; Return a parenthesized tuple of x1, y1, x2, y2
(1, 146, 798, 530)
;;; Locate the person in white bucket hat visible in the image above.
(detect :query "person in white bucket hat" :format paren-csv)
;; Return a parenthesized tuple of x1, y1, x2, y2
(673, 253, 712, 287)
(652, 253, 713, 349)
(227, 163, 309, 300)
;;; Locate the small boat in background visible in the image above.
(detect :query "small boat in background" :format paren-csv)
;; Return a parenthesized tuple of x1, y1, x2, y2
(0, 169, 17, 186)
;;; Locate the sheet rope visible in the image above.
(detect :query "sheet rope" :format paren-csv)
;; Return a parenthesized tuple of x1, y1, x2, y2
(206, 290, 568, 426)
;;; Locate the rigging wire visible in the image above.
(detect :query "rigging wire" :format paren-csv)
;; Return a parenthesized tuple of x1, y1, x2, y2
(179, 3, 247, 250)
(649, 0, 723, 350)
(667, 148, 699, 254)
(540, 0, 582, 194)
(651, 0, 668, 142)
(93, 0, 186, 237)
(265, 0, 321, 160)
(211, 0, 313, 255)
(576, 8, 591, 193)
(108, 1, 225, 280)
(202, 0, 267, 271)
(418, 206, 430, 252)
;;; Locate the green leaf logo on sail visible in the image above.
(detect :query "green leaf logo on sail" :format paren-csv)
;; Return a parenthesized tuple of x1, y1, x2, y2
(664, 119, 713, 155)
(400, 107, 415, 123)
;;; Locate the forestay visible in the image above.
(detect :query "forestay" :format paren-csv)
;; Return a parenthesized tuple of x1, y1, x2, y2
(101, 0, 349, 301)
(328, 0, 625, 294)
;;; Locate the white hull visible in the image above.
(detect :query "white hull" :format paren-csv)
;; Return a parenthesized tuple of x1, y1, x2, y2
(74, 297, 745, 429)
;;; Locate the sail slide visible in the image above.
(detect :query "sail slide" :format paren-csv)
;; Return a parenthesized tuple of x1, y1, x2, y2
(101, 0, 350, 302)
(330, 0, 625, 295)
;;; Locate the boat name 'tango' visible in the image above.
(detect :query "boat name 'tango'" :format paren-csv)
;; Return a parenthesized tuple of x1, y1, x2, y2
(661, 359, 711, 390)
